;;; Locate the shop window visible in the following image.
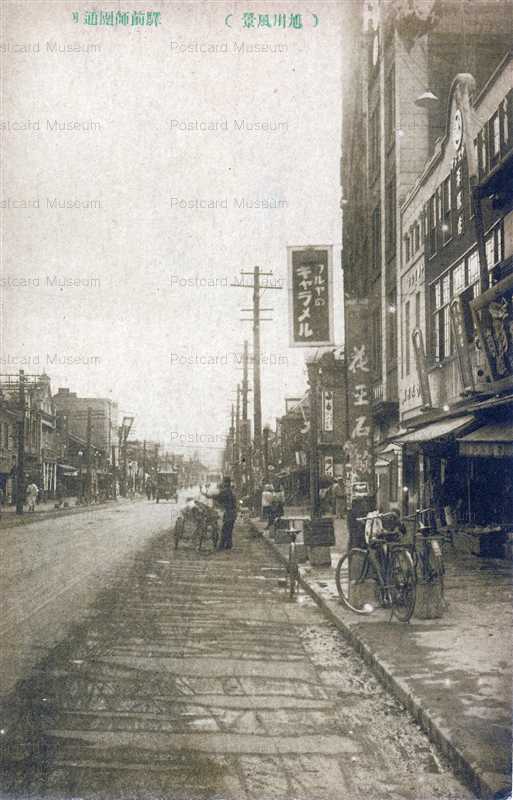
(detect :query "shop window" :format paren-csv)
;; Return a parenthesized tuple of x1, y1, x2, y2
(427, 195, 437, 257)
(485, 223, 504, 271)
(490, 113, 501, 166)
(432, 276, 452, 362)
(467, 250, 479, 285)
(453, 260, 465, 294)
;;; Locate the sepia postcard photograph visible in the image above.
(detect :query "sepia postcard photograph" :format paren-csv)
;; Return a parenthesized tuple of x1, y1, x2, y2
(0, 1, 512, 798)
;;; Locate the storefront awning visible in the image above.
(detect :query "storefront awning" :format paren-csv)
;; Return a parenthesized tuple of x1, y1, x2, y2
(58, 464, 78, 476)
(458, 422, 513, 457)
(393, 415, 476, 444)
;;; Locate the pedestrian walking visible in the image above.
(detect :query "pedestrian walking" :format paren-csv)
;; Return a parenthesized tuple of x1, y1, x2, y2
(213, 476, 238, 550)
(26, 482, 39, 513)
(334, 478, 346, 518)
(261, 484, 274, 526)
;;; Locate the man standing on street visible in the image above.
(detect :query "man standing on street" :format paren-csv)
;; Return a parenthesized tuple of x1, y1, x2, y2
(214, 476, 238, 551)
(26, 481, 39, 513)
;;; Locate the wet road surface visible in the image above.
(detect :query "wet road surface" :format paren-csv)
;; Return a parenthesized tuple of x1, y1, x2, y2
(1, 519, 473, 799)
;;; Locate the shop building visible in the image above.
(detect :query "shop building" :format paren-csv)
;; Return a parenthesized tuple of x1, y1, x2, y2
(398, 51, 513, 554)
(340, 0, 512, 508)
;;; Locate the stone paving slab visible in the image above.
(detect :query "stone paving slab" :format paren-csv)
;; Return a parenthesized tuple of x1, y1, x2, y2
(251, 518, 512, 800)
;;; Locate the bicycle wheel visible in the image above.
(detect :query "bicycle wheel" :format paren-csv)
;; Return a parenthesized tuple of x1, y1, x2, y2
(390, 548, 416, 622)
(335, 549, 370, 614)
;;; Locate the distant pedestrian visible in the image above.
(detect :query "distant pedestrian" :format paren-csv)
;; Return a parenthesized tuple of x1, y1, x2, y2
(26, 482, 39, 512)
(214, 476, 238, 550)
(334, 478, 346, 518)
(261, 484, 274, 525)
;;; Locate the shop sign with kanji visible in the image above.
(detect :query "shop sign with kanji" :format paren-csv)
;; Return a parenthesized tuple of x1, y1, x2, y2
(287, 245, 334, 347)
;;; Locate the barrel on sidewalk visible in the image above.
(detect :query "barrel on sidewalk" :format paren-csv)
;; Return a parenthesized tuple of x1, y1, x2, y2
(304, 518, 335, 566)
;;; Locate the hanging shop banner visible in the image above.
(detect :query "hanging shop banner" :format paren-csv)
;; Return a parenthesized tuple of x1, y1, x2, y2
(287, 245, 334, 347)
(411, 327, 433, 409)
(324, 455, 334, 477)
(343, 298, 374, 497)
(449, 297, 475, 394)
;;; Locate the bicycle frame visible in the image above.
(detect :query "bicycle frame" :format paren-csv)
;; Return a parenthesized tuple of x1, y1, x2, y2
(407, 507, 445, 586)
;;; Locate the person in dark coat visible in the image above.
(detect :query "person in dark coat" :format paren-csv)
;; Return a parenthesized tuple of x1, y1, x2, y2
(214, 476, 238, 550)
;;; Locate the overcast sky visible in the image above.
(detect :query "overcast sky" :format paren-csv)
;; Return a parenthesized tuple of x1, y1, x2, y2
(1, 1, 343, 465)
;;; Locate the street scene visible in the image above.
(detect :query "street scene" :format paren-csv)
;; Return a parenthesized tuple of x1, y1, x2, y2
(1, 0, 513, 799)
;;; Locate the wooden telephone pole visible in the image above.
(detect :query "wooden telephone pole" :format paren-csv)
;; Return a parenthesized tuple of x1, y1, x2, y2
(15, 370, 25, 515)
(232, 266, 282, 474)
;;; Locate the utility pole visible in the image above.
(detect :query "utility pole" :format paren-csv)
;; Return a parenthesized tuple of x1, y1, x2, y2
(241, 339, 251, 495)
(86, 407, 92, 503)
(122, 434, 128, 497)
(111, 444, 117, 500)
(234, 384, 241, 493)
(15, 369, 25, 515)
(230, 404, 235, 474)
(253, 266, 262, 460)
(232, 266, 282, 476)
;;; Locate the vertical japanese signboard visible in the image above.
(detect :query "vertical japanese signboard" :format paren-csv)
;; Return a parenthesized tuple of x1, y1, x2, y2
(449, 298, 475, 394)
(343, 299, 374, 499)
(411, 327, 433, 409)
(322, 390, 334, 432)
(288, 246, 334, 346)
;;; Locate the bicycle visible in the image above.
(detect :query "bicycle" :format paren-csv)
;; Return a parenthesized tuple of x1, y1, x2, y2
(335, 511, 417, 622)
(406, 507, 445, 596)
(285, 531, 300, 598)
(194, 504, 220, 553)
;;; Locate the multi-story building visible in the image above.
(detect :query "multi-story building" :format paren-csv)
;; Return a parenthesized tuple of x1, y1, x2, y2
(0, 397, 17, 500)
(341, 0, 512, 507)
(53, 387, 118, 498)
(1, 373, 59, 497)
(398, 51, 513, 535)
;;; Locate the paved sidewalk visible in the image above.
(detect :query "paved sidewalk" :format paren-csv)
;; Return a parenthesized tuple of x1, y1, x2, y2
(0, 496, 143, 528)
(250, 516, 512, 800)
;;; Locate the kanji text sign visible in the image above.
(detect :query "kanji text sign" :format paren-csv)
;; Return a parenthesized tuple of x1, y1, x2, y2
(288, 246, 334, 347)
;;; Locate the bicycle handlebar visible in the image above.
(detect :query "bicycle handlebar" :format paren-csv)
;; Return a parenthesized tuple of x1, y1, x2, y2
(356, 511, 399, 522)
